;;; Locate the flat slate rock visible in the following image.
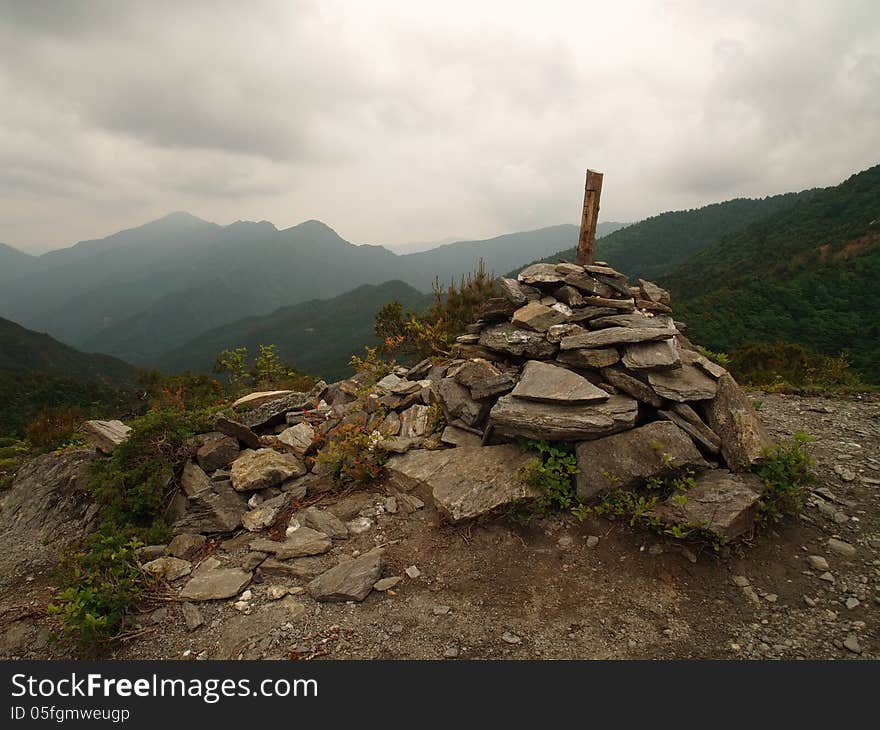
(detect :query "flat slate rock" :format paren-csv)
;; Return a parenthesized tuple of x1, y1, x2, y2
(648, 364, 718, 402)
(230, 448, 307, 492)
(173, 478, 246, 535)
(237, 382, 327, 429)
(251, 527, 332, 559)
(386, 445, 539, 523)
(479, 323, 558, 359)
(622, 339, 682, 370)
(560, 325, 674, 350)
(232, 390, 294, 409)
(651, 470, 762, 540)
(589, 313, 673, 330)
(511, 301, 568, 332)
(196, 434, 240, 472)
(511, 361, 609, 404)
(435, 378, 491, 428)
(307, 549, 384, 602)
(658, 404, 722, 454)
(600, 368, 664, 408)
(490, 394, 637, 442)
(703, 373, 774, 471)
(452, 359, 515, 400)
(517, 263, 565, 286)
(81, 419, 131, 454)
(575, 421, 708, 501)
(557, 347, 621, 369)
(215, 415, 262, 450)
(440, 425, 483, 448)
(300, 506, 349, 540)
(277, 422, 316, 458)
(179, 565, 251, 601)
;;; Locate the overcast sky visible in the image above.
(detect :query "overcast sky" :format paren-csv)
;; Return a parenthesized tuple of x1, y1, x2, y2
(1, 0, 878, 253)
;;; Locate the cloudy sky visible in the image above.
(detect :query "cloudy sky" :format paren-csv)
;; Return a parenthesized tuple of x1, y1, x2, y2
(1, 0, 878, 253)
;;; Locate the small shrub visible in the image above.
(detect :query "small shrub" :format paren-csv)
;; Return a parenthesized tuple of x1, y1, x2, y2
(753, 431, 814, 526)
(507, 440, 582, 523)
(48, 533, 152, 650)
(728, 341, 865, 392)
(24, 406, 84, 450)
(697, 346, 731, 368)
(316, 423, 388, 488)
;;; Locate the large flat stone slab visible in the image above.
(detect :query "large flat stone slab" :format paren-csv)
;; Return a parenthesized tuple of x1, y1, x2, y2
(196, 434, 240, 472)
(575, 421, 708, 501)
(490, 394, 637, 442)
(385, 445, 539, 523)
(251, 527, 332, 558)
(232, 391, 294, 409)
(511, 301, 568, 332)
(511, 361, 609, 404)
(479, 323, 558, 359)
(230, 448, 307, 492)
(556, 347, 621, 369)
(703, 373, 774, 471)
(622, 339, 681, 371)
(560, 325, 674, 350)
(600, 368, 663, 407)
(307, 549, 384, 602)
(179, 563, 251, 601)
(651, 470, 762, 540)
(517, 263, 565, 286)
(648, 364, 718, 402)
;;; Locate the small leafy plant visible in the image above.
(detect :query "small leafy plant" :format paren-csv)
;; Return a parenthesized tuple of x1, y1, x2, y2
(316, 422, 388, 488)
(507, 440, 584, 524)
(753, 430, 814, 526)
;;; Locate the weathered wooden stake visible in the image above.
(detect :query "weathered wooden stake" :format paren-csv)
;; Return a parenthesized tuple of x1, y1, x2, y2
(576, 169, 604, 266)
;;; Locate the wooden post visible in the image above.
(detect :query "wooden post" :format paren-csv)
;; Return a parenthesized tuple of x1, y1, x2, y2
(576, 169, 603, 266)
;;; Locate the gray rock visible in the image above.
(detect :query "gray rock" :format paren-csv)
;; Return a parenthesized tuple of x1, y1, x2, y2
(452, 359, 516, 400)
(600, 367, 663, 407)
(546, 323, 585, 344)
(553, 285, 584, 307)
(172, 478, 246, 535)
(490, 394, 638, 441)
(648, 364, 718, 402)
(196, 434, 240, 472)
(398, 404, 431, 438)
(181, 602, 204, 631)
(679, 348, 727, 379)
(806, 555, 829, 571)
(590, 313, 674, 330)
(703, 373, 774, 471)
(511, 301, 568, 332)
(563, 272, 615, 297)
(386, 445, 539, 523)
(230, 448, 307, 492)
(181, 461, 213, 497)
(650, 470, 763, 540)
(277, 422, 316, 459)
(518, 263, 565, 286)
(179, 564, 251, 601)
(237, 382, 328, 429)
(440, 425, 483, 448)
(586, 535, 600, 548)
(232, 390, 295, 409)
(307, 549, 384, 602)
(827, 538, 857, 559)
(560, 325, 674, 350)
(622, 339, 682, 370)
(499, 277, 529, 305)
(241, 496, 285, 532)
(81, 419, 131, 454)
(251, 527, 332, 559)
(556, 347, 621, 369)
(374, 576, 403, 591)
(300, 506, 349, 539)
(843, 636, 862, 654)
(142, 556, 192, 582)
(511, 361, 609, 404)
(167, 533, 206, 560)
(657, 404, 722, 454)
(479, 323, 558, 359)
(435, 378, 490, 428)
(575, 421, 708, 501)
(215, 415, 262, 450)
(638, 278, 671, 305)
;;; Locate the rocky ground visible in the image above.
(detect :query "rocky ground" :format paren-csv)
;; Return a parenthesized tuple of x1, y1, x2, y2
(0, 390, 877, 660)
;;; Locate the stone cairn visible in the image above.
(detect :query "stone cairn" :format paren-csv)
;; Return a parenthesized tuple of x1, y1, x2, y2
(79, 259, 776, 603)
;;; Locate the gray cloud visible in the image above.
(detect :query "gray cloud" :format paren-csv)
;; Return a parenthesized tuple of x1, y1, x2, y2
(0, 0, 878, 252)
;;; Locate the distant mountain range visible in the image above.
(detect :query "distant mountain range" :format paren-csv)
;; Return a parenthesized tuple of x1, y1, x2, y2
(0, 216, 599, 364)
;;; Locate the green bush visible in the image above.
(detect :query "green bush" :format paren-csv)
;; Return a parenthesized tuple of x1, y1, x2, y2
(728, 341, 865, 392)
(315, 422, 388, 488)
(48, 534, 151, 650)
(507, 440, 583, 524)
(753, 431, 814, 525)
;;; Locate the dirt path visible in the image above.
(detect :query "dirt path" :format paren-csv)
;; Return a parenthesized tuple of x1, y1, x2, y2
(2, 391, 878, 660)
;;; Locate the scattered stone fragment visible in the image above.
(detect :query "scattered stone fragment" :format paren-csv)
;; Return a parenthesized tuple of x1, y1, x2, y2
(167, 533, 206, 560)
(399, 404, 431, 438)
(405, 565, 421, 579)
(251, 528, 332, 559)
(277, 422, 316, 459)
(142, 556, 192, 582)
(511, 360, 610, 404)
(732, 575, 750, 587)
(586, 536, 599, 548)
(833, 464, 857, 482)
(843, 636, 862, 654)
(242, 498, 284, 532)
(300, 506, 348, 539)
(806, 555, 829, 571)
(81, 419, 131, 454)
(845, 597, 860, 610)
(819, 572, 836, 583)
(181, 602, 204, 631)
(196, 434, 240, 472)
(180, 566, 252, 601)
(266, 585, 289, 601)
(307, 549, 384, 602)
(501, 631, 522, 645)
(215, 415, 262, 450)
(575, 421, 707, 500)
(230, 448, 306, 492)
(443, 646, 460, 659)
(433, 605, 451, 615)
(827, 538, 857, 559)
(490, 394, 638, 442)
(440, 425, 482, 448)
(346, 516, 373, 535)
(499, 277, 530, 305)
(373, 576, 402, 591)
